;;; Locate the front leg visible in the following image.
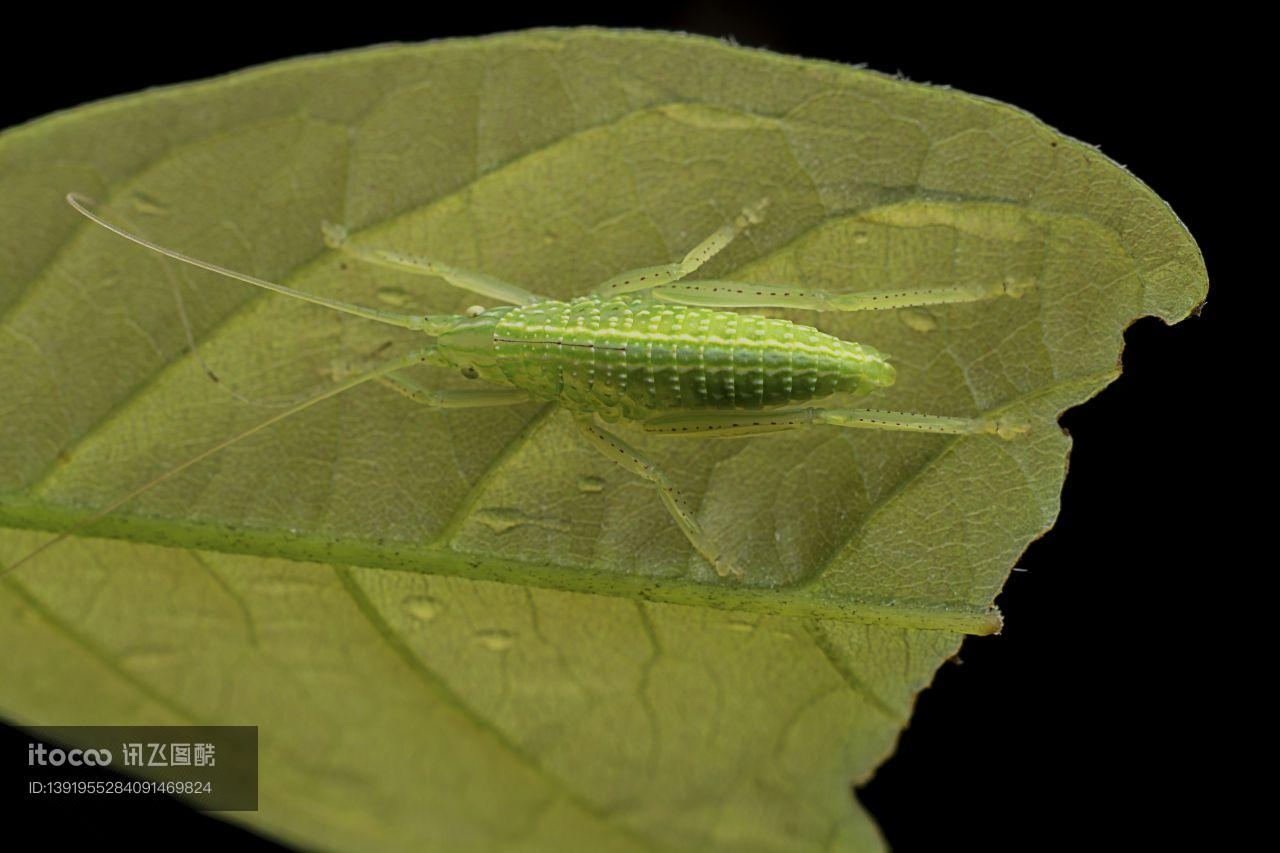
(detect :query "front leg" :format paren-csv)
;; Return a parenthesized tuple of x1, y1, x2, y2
(574, 412, 743, 578)
(322, 223, 544, 306)
(378, 374, 531, 408)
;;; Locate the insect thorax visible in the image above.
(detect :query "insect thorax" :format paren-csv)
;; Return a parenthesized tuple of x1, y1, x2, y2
(438, 296, 895, 420)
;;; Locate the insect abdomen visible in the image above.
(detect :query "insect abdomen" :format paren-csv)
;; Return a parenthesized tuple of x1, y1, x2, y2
(492, 297, 894, 417)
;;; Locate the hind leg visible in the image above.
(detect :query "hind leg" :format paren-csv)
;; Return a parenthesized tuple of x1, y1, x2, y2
(647, 278, 1033, 311)
(643, 407, 1028, 439)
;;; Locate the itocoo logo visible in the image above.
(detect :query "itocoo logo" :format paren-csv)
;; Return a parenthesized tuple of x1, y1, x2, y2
(28, 743, 113, 766)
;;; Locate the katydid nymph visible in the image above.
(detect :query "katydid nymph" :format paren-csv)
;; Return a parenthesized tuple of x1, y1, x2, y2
(8, 194, 1030, 580)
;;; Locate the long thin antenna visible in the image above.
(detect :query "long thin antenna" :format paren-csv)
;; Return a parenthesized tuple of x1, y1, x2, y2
(145, 213, 315, 409)
(0, 345, 442, 578)
(65, 193, 430, 331)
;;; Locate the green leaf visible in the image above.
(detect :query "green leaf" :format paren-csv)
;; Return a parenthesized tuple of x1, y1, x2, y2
(0, 29, 1205, 850)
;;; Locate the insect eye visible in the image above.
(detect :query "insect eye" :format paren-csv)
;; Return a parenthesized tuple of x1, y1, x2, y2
(465, 305, 486, 317)
(461, 366, 479, 380)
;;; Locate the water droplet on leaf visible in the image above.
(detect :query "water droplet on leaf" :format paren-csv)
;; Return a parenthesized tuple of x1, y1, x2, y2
(403, 596, 440, 622)
(474, 630, 514, 652)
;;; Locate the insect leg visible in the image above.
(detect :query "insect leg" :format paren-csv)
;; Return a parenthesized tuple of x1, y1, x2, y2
(378, 374, 531, 408)
(644, 408, 1029, 440)
(648, 278, 1033, 311)
(322, 223, 543, 306)
(574, 412, 744, 578)
(591, 198, 768, 297)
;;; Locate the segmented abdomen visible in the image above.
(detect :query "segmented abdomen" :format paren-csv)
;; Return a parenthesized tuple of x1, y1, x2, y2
(492, 296, 893, 418)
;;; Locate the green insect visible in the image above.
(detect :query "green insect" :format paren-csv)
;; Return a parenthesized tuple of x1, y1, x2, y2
(54, 194, 1027, 580)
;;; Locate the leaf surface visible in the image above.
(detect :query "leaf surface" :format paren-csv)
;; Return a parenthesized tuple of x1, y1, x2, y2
(0, 30, 1206, 850)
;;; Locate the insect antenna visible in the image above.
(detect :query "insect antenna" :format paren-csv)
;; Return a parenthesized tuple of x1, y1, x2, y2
(65, 193, 433, 332)
(0, 343, 442, 579)
(144, 215, 318, 409)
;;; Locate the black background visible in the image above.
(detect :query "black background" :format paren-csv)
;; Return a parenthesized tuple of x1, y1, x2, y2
(1, 4, 1230, 849)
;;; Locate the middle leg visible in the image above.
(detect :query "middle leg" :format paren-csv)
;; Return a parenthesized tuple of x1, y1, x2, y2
(592, 198, 769, 297)
(574, 412, 743, 578)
